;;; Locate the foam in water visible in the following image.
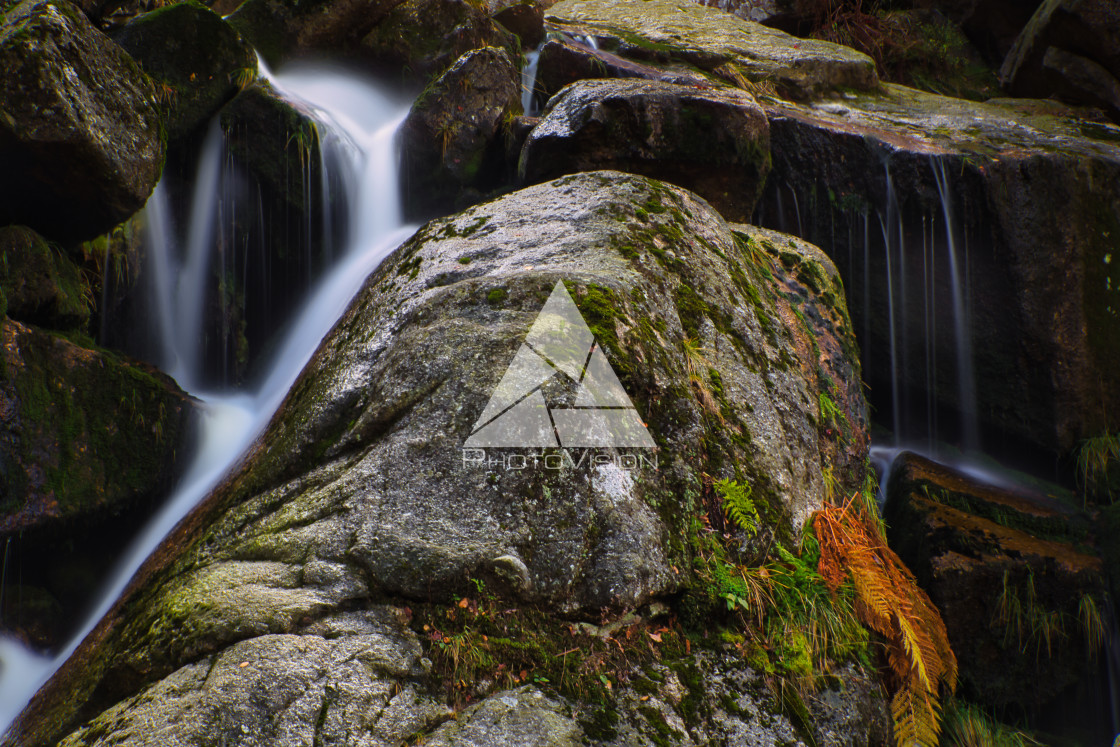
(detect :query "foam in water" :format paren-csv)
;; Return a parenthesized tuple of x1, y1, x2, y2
(0, 63, 415, 737)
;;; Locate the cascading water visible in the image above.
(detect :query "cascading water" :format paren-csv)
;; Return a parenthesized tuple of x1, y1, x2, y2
(0, 63, 416, 736)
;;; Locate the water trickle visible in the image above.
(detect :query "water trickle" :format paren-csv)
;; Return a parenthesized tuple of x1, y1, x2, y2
(0, 63, 416, 737)
(931, 157, 979, 454)
(521, 50, 540, 116)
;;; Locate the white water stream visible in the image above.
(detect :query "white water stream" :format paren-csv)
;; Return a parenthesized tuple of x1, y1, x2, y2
(0, 64, 415, 736)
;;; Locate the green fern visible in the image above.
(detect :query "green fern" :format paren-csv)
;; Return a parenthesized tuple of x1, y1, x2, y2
(716, 478, 758, 538)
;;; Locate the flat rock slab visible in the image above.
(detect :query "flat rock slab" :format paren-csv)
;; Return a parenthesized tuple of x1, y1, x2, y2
(545, 0, 879, 100)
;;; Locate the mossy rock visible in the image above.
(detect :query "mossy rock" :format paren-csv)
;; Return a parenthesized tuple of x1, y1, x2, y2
(112, 0, 255, 141)
(8, 172, 869, 747)
(400, 46, 522, 219)
(534, 36, 720, 105)
(359, 0, 521, 84)
(757, 81, 1120, 459)
(0, 0, 165, 241)
(885, 451, 1106, 713)
(226, 0, 402, 68)
(42, 604, 886, 746)
(0, 225, 91, 332)
(544, 0, 879, 100)
(230, 0, 519, 84)
(0, 318, 195, 535)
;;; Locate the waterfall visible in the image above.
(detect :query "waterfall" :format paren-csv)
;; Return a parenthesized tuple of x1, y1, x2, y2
(0, 64, 416, 736)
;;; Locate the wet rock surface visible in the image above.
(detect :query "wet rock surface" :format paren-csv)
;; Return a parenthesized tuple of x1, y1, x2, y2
(206, 80, 326, 385)
(0, 0, 165, 241)
(885, 452, 1105, 712)
(401, 47, 522, 219)
(757, 84, 1120, 460)
(7, 172, 868, 747)
(520, 79, 771, 221)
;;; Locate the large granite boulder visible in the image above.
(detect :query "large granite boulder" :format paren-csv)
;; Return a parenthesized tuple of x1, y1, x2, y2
(1001, 0, 1120, 120)
(112, 0, 255, 141)
(6, 172, 869, 746)
(401, 47, 522, 219)
(0, 0, 165, 241)
(520, 79, 772, 221)
(52, 607, 887, 747)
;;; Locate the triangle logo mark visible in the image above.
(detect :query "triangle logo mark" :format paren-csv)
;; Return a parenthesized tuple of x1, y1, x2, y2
(465, 281, 655, 449)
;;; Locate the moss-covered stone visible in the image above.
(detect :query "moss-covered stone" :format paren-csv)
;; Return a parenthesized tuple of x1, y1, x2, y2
(8, 172, 868, 747)
(885, 451, 1106, 713)
(400, 46, 521, 219)
(758, 82, 1120, 459)
(112, 0, 255, 141)
(210, 80, 329, 385)
(0, 318, 195, 534)
(544, 0, 879, 100)
(0, 225, 91, 332)
(0, 0, 165, 241)
(230, 0, 519, 84)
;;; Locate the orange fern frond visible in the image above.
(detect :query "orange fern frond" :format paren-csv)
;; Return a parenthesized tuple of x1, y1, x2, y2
(891, 681, 942, 747)
(814, 496, 957, 747)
